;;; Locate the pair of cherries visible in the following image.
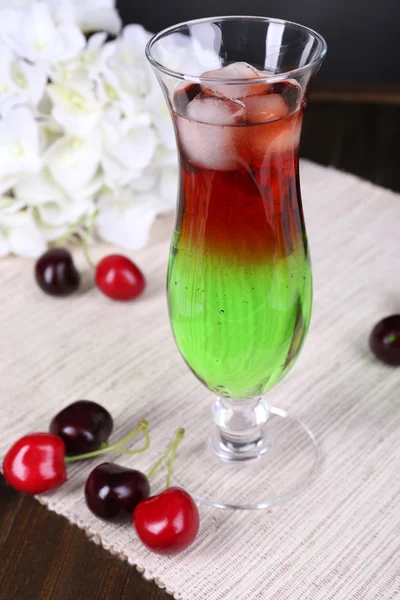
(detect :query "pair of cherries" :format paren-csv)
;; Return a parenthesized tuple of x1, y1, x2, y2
(35, 248, 145, 301)
(2, 401, 199, 555)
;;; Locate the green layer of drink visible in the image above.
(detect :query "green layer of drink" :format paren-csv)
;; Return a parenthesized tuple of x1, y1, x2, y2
(168, 230, 312, 400)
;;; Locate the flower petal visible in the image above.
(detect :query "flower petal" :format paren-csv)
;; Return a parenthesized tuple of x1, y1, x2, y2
(53, 22, 86, 62)
(87, 31, 108, 52)
(131, 168, 158, 193)
(0, 211, 47, 258)
(0, 194, 26, 213)
(0, 42, 15, 107)
(0, 175, 17, 195)
(108, 126, 156, 171)
(14, 169, 95, 226)
(0, 106, 41, 179)
(102, 125, 156, 188)
(37, 194, 93, 226)
(11, 58, 47, 105)
(96, 189, 157, 250)
(44, 133, 101, 192)
(2, 3, 56, 63)
(74, 4, 122, 35)
(48, 80, 102, 135)
(36, 219, 72, 242)
(101, 154, 141, 188)
(14, 170, 66, 205)
(145, 86, 176, 150)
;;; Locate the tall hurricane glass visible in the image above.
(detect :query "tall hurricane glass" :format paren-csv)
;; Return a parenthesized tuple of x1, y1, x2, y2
(146, 16, 326, 509)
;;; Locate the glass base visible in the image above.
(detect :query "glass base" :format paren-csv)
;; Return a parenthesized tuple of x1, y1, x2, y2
(172, 406, 319, 509)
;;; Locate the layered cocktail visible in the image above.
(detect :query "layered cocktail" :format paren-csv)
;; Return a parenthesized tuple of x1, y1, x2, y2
(146, 17, 326, 508)
(169, 64, 312, 400)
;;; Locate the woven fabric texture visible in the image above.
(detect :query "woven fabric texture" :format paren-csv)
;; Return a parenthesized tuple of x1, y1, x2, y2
(0, 161, 399, 600)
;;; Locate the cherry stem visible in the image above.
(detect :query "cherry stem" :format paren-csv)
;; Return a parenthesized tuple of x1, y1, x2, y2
(81, 235, 96, 270)
(81, 212, 97, 270)
(55, 214, 88, 247)
(146, 428, 185, 488)
(166, 428, 184, 488)
(65, 419, 149, 463)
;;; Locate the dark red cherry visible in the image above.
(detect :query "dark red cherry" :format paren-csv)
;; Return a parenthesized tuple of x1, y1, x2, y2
(35, 248, 80, 296)
(85, 463, 150, 520)
(369, 315, 400, 366)
(50, 400, 113, 456)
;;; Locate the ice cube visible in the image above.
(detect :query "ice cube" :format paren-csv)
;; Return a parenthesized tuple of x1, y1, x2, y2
(267, 113, 302, 153)
(174, 81, 202, 117)
(243, 94, 288, 124)
(202, 62, 261, 80)
(176, 93, 245, 170)
(186, 94, 245, 126)
(201, 62, 269, 98)
(177, 115, 239, 170)
(247, 112, 303, 163)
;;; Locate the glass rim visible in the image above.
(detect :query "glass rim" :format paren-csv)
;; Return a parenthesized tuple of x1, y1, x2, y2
(145, 15, 327, 85)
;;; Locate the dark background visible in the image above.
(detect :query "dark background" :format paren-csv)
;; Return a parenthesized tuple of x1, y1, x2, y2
(117, 0, 398, 83)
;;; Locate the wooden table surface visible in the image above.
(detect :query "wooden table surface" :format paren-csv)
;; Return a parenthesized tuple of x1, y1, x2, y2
(1, 94, 399, 600)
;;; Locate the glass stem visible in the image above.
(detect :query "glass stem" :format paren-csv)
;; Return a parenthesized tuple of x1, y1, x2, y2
(211, 397, 270, 462)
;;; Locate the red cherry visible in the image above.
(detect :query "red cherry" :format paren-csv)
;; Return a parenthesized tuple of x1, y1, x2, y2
(133, 487, 199, 555)
(2, 433, 67, 494)
(95, 255, 146, 301)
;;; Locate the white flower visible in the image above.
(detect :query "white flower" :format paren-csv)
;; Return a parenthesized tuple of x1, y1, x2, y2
(0, 194, 26, 214)
(102, 123, 156, 188)
(11, 56, 47, 105)
(0, 43, 17, 110)
(1, 3, 86, 64)
(0, 0, 32, 7)
(96, 65, 146, 134)
(50, 32, 109, 83)
(130, 166, 158, 194)
(0, 6, 20, 38)
(48, 0, 121, 35)
(0, 41, 47, 110)
(0, 208, 46, 258)
(0, 106, 41, 183)
(44, 132, 102, 193)
(0, 13, 181, 257)
(0, 176, 17, 195)
(47, 79, 102, 135)
(145, 83, 176, 150)
(14, 169, 95, 228)
(104, 25, 152, 98)
(96, 188, 158, 250)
